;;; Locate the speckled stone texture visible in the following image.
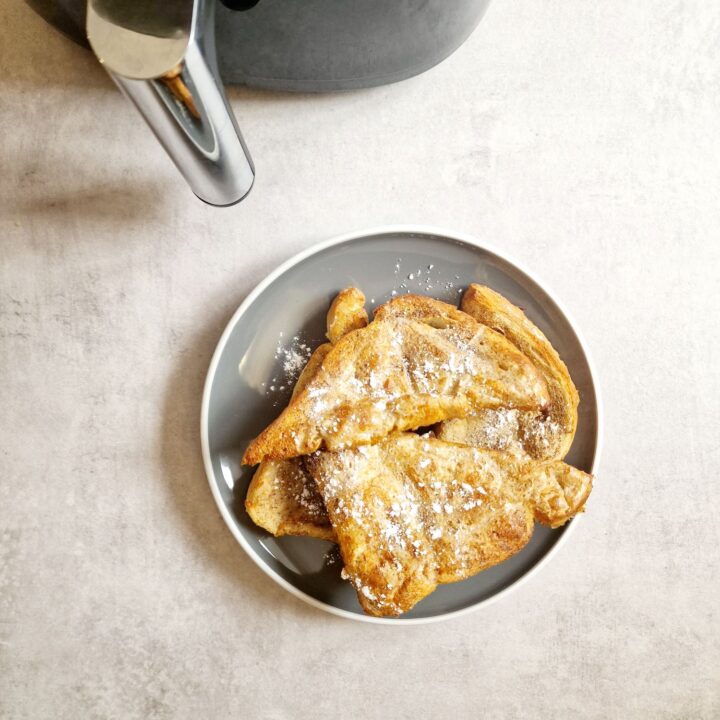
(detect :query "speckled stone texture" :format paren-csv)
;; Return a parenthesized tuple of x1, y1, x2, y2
(1, 1, 719, 718)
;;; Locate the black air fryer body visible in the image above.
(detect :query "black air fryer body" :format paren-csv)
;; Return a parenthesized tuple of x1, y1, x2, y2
(28, 0, 492, 91)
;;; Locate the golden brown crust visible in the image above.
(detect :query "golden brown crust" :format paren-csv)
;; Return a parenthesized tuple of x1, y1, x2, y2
(243, 295, 549, 465)
(306, 434, 592, 617)
(292, 343, 332, 399)
(435, 285, 579, 461)
(326, 288, 369, 344)
(373, 293, 480, 326)
(524, 461, 593, 529)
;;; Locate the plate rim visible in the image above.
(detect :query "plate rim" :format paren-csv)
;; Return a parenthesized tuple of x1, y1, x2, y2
(200, 224, 604, 625)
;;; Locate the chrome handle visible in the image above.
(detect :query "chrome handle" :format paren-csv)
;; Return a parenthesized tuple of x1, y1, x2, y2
(87, 0, 254, 206)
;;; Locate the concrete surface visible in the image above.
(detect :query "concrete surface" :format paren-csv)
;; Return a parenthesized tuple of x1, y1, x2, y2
(1, 1, 719, 718)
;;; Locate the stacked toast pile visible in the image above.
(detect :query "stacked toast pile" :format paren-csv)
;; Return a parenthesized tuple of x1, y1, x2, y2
(242, 286, 593, 617)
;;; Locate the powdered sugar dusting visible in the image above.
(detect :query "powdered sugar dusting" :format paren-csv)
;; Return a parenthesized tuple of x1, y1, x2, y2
(389, 257, 464, 297)
(272, 461, 329, 523)
(275, 334, 312, 378)
(258, 333, 314, 405)
(294, 312, 515, 452)
(310, 435, 522, 615)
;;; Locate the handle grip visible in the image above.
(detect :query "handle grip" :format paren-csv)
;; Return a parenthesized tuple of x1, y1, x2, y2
(88, 0, 254, 206)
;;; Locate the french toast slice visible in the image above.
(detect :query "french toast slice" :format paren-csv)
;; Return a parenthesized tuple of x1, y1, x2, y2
(306, 433, 593, 617)
(435, 285, 579, 460)
(244, 456, 335, 541)
(242, 295, 550, 465)
(245, 289, 369, 539)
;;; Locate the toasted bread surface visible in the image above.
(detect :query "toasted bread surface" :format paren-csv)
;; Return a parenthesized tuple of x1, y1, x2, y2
(245, 458, 335, 541)
(306, 434, 592, 616)
(436, 285, 579, 460)
(243, 295, 549, 465)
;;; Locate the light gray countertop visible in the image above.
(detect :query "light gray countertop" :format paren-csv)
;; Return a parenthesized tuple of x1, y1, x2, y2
(1, 1, 719, 718)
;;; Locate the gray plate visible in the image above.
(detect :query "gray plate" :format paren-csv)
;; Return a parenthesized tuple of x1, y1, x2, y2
(201, 226, 602, 624)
